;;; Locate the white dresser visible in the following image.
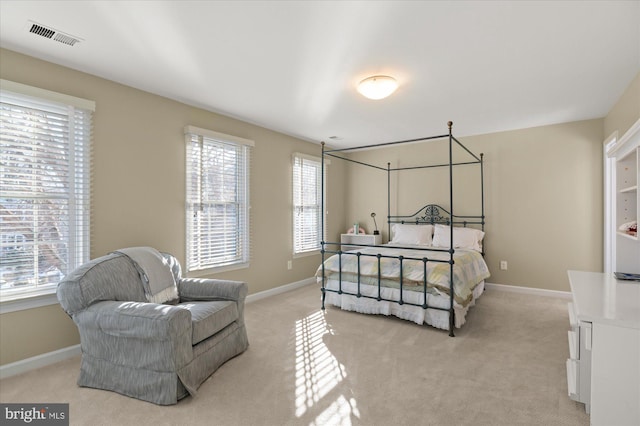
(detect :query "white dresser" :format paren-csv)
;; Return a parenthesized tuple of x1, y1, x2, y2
(567, 270, 640, 426)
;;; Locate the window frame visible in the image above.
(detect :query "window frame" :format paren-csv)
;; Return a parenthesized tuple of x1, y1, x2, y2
(0, 79, 94, 309)
(184, 126, 253, 274)
(292, 152, 326, 257)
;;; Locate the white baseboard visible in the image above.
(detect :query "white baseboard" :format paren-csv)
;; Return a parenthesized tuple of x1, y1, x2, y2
(246, 277, 316, 303)
(0, 344, 81, 380)
(485, 282, 572, 299)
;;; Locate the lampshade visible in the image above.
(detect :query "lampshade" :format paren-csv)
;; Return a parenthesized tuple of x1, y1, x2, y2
(357, 75, 398, 100)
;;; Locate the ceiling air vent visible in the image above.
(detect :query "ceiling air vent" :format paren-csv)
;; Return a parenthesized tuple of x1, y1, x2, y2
(53, 33, 80, 46)
(29, 23, 55, 39)
(26, 21, 82, 47)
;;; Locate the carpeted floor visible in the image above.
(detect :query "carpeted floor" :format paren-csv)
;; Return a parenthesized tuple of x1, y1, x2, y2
(0, 284, 589, 426)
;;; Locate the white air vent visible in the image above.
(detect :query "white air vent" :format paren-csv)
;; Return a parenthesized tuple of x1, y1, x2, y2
(26, 21, 82, 47)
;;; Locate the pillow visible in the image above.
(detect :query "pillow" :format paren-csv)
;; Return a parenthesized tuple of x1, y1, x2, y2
(432, 224, 484, 252)
(390, 224, 434, 245)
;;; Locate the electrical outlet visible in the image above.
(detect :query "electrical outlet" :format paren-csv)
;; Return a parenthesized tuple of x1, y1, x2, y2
(287, 260, 292, 270)
(500, 260, 508, 271)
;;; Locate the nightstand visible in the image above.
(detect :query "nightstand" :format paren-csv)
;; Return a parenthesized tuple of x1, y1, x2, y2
(340, 233, 382, 251)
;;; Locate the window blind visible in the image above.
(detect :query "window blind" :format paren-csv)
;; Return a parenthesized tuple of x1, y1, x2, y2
(185, 127, 252, 272)
(0, 84, 93, 299)
(293, 154, 323, 254)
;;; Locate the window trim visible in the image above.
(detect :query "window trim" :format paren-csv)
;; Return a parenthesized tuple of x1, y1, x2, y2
(0, 80, 94, 308)
(1, 79, 95, 111)
(292, 152, 327, 256)
(0, 292, 59, 314)
(184, 126, 253, 273)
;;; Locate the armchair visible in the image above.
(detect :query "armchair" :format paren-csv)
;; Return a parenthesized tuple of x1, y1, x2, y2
(56, 248, 249, 405)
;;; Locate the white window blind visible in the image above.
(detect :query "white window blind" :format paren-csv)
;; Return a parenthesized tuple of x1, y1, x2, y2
(185, 126, 252, 272)
(293, 153, 323, 254)
(0, 81, 93, 300)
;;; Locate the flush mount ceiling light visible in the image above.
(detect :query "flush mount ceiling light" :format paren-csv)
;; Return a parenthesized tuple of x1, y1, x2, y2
(357, 75, 398, 100)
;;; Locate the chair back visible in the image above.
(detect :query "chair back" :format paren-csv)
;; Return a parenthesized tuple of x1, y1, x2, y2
(57, 253, 147, 316)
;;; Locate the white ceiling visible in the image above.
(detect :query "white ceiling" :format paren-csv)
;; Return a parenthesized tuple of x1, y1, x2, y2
(1, 1, 639, 147)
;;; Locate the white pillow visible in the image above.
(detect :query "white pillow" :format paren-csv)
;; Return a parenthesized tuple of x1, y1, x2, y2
(390, 224, 434, 245)
(432, 224, 484, 252)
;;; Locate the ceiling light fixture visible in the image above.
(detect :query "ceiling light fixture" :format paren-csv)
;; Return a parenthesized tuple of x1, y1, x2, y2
(357, 75, 398, 100)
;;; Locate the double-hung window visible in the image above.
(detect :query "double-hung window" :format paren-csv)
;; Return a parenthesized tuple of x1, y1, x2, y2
(0, 80, 94, 302)
(185, 126, 252, 272)
(292, 153, 324, 255)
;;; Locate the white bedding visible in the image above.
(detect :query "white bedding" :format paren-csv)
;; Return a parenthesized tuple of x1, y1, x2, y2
(322, 279, 485, 330)
(316, 244, 490, 329)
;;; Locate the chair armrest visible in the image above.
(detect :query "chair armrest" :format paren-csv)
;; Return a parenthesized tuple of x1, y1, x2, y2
(73, 301, 193, 370)
(178, 278, 247, 303)
(84, 300, 191, 338)
(179, 278, 248, 326)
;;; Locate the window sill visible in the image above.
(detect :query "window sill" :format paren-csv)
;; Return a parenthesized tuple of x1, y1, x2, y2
(187, 262, 250, 278)
(0, 290, 59, 314)
(293, 250, 321, 259)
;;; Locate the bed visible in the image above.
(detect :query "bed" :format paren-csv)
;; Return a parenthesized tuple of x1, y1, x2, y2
(317, 122, 489, 336)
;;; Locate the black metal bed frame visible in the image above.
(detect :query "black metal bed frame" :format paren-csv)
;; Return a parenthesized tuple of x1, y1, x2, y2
(319, 121, 485, 337)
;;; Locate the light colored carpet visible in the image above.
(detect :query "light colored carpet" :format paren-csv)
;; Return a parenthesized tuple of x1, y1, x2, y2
(0, 284, 589, 426)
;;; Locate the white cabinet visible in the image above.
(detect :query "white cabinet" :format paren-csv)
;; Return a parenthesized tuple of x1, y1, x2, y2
(567, 270, 640, 426)
(608, 119, 640, 273)
(566, 302, 592, 413)
(340, 233, 381, 251)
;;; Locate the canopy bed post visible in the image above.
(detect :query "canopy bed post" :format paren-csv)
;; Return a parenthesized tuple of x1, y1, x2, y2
(448, 120, 456, 336)
(321, 141, 326, 310)
(481, 152, 485, 233)
(387, 162, 391, 240)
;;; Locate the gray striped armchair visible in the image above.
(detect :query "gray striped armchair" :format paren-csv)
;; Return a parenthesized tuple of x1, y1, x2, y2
(56, 250, 249, 405)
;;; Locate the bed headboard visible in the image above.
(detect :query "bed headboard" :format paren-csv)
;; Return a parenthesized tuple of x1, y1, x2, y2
(388, 204, 484, 228)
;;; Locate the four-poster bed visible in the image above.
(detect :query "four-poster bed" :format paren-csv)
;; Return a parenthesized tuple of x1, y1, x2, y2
(316, 122, 489, 336)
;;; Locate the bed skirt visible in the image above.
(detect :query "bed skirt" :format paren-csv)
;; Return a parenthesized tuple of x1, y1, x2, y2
(321, 279, 485, 330)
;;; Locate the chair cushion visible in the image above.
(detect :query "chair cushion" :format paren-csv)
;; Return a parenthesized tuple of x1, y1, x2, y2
(176, 301, 239, 345)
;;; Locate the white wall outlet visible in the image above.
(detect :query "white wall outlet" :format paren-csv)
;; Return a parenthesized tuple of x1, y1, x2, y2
(500, 260, 508, 271)
(287, 260, 292, 270)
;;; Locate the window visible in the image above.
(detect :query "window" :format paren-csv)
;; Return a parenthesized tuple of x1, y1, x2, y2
(293, 153, 324, 255)
(0, 80, 93, 301)
(185, 126, 252, 272)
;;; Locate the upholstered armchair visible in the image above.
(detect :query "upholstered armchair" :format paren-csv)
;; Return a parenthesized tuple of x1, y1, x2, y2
(56, 247, 249, 405)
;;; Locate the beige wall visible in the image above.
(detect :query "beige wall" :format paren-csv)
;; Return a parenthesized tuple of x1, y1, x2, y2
(346, 119, 605, 292)
(0, 48, 347, 365)
(0, 305, 79, 365)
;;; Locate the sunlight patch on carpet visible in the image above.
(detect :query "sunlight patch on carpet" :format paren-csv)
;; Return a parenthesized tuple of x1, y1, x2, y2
(294, 310, 358, 424)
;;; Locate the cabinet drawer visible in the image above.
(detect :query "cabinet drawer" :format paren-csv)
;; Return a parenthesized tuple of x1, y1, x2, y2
(566, 358, 578, 398)
(568, 330, 578, 359)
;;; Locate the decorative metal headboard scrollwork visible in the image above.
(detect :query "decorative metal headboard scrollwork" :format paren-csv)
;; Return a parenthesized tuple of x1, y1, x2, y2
(418, 204, 449, 225)
(388, 203, 484, 228)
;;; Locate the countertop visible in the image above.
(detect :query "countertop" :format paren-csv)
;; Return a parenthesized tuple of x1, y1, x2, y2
(568, 270, 640, 329)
